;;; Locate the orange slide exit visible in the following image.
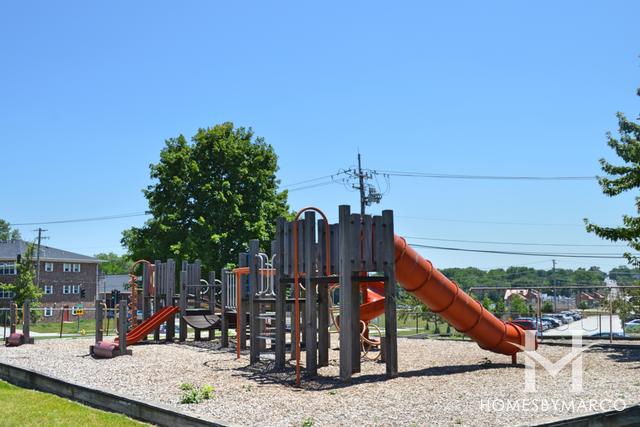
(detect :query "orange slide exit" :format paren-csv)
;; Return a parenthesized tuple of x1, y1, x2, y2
(360, 235, 527, 356)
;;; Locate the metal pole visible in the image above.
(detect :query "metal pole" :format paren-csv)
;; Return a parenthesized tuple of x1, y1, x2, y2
(552, 259, 557, 312)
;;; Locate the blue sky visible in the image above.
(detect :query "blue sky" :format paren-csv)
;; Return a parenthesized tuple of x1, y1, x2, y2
(1, 1, 639, 272)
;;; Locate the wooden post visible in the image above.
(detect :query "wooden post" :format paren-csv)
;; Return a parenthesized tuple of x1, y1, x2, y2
(179, 270, 187, 342)
(317, 220, 329, 367)
(153, 260, 162, 342)
(221, 268, 229, 347)
(208, 270, 216, 340)
(118, 299, 128, 355)
(275, 218, 286, 369)
(23, 301, 34, 344)
(382, 210, 398, 378)
(238, 252, 248, 350)
(304, 212, 318, 376)
(10, 304, 16, 334)
(339, 205, 353, 381)
(166, 259, 176, 341)
(249, 239, 260, 364)
(95, 299, 103, 344)
(349, 214, 361, 374)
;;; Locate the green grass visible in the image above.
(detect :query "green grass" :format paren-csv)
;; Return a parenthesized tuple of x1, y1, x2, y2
(0, 380, 148, 426)
(29, 319, 99, 335)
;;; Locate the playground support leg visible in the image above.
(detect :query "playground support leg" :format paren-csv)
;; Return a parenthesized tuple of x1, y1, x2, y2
(512, 354, 517, 365)
(95, 299, 103, 344)
(338, 205, 354, 382)
(119, 300, 128, 356)
(23, 301, 34, 344)
(382, 210, 398, 378)
(10, 304, 16, 335)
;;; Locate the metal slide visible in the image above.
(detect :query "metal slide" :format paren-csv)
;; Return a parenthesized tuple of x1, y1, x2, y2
(359, 235, 527, 356)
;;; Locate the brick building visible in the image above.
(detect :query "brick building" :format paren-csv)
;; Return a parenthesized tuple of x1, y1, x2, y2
(0, 239, 100, 321)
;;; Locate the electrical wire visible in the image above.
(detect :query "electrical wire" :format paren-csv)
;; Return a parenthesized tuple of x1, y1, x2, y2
(407, 243, 636, 259)
(11, 212, 150, 226)
(397, 215, 584, 227)
(404, 235, 626, 248)
(375, 169, 597, 181)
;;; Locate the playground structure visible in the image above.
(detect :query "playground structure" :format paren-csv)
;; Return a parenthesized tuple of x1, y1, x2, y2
(3, 301, 34, 347)
(88, 204, 530, 385)
(217, 205, 530, 384)
(90, 258, 226, 358)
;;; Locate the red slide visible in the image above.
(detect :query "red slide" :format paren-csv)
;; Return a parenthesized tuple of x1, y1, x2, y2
(115, 305, 179, 346)
(359, 235, 527, 356)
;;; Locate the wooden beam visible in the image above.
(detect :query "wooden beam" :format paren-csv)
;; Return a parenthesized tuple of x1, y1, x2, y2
(249, 239, 260, 364)
(304, 211, 317, 376)
(349, 213, 361, 374)
(338, 205, 353, 381)
(275, 218, 286, 369)
(179, 270, 187, 342)
(382, 210, 398, 378)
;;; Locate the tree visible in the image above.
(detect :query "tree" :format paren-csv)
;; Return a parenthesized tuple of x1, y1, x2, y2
(0, 243, 42, 319)
(122, 122, 291, 275)
(585, 86, 640, 315)
(95, 252, 131, 275)
(541, 301, 554, 313)
(0, 219, 20, 241)
(493, 299, 506, 317)
(509, 296, 528, 317)
(481, 295, 494, 310)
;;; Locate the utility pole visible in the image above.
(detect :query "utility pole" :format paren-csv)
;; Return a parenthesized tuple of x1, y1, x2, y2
(34, 228, 47, 288)
(552, 259, 557, 312)
(350, 152, 382, 217)
(356, 153, 366, 216)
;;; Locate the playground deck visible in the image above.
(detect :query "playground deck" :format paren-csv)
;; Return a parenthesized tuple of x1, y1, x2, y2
(1, 337, 639, 426)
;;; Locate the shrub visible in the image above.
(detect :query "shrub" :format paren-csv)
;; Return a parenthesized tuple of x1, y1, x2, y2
(179, 383, 215, 404)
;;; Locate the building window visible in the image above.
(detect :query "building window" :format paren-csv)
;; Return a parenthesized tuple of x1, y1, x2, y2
(44, 284, 54, 295)
(63, 285, 80, 294)
(72, 263, 81, 272)
(44, 262, 54, 272)
(0, 289, 14, 299)
(43, 307, 53, 317)
(0, 262, 16, 275)
(63, 263, 71, 272)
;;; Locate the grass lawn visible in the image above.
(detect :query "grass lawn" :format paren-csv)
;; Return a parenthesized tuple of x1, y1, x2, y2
(29, 318, 98, 335)
(0, 380, 148, 426)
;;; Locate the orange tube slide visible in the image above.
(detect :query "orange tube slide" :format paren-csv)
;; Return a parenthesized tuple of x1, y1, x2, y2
(359, 235, 527, 356)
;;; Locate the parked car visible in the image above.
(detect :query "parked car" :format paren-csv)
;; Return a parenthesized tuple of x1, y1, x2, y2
(512, 319, 537, 330)
(562, 311, 582, 321)
(548, 313, 573, 324)
(541, 316, 561, 328)
(590, 332, 625, 338)
(624, 319, 640, 328)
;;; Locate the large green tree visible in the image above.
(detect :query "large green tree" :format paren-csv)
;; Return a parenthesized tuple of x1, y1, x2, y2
(122, 122, 290, 274)
(585, 86, 640, 314)
(0, 219, 21, 241)
(0, 243, 42, 317)
(585, 88, 640, 265)
(95, 252, 131, 275)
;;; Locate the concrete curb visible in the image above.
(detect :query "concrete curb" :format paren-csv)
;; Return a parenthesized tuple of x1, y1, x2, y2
(532, 404, 640, 427)
(0, 362, 231, 427)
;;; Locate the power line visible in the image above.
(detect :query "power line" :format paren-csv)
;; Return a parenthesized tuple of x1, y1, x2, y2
(11, 212, 150, 226)
(280, 172, 345, 189)
(286, 180, 342, 192)
(375, 169, 597, 181)
(397, 214, 584, 227)
(407, 243, 635, 259)
(404, 235, 626, 248)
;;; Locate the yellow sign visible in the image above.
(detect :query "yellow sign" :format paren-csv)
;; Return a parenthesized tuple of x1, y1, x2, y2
(75, 309, 84, 316)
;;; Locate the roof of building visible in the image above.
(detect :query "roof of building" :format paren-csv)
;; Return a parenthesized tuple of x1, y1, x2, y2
(0, 239, 99, 263)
